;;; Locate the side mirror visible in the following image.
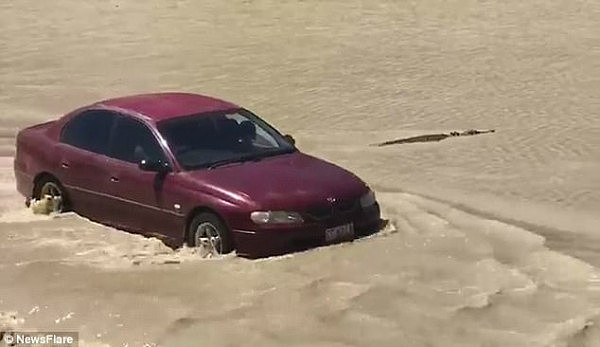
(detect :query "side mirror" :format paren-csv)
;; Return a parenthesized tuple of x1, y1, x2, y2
(283, 134, 296, 146)
(139, 159, 171, 173)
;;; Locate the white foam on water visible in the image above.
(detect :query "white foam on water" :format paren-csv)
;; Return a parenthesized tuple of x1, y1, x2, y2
(1, 189, 599, 346)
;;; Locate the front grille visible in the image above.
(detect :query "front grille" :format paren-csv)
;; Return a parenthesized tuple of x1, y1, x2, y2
(336, 199, 358, 213)
(304, 199, 360, 221)
(305, 205, 332, 220)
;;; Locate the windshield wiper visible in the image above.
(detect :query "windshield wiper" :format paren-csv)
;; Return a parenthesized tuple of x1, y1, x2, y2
(205, 148, 296, 170)
(252, 147, 296, 159)
(207, 155, 262, 170)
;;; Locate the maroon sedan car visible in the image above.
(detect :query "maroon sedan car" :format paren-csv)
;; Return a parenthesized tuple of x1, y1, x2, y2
(14, 92, 381, 258)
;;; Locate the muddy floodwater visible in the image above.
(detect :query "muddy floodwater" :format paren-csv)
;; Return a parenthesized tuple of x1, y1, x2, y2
(1, 0, 599, 346)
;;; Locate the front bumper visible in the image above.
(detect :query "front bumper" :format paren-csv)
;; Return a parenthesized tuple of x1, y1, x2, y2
(233, 203, 382, 258)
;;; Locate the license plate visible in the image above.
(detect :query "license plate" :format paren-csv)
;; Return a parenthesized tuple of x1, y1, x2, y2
(325, 223, 354, 243)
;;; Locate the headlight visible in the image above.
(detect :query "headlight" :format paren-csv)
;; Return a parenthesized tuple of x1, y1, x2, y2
(250, 211, 304, 224)
(360, 190, 376, 208)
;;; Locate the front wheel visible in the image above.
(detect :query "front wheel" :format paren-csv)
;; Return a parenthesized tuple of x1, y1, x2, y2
(186, 212, 233, 257)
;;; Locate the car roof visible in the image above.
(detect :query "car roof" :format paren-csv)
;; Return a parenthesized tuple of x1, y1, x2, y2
(96, 92, 239, 122)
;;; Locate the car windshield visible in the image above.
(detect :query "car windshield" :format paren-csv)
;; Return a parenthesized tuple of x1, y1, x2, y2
(157, 109, 296, 170)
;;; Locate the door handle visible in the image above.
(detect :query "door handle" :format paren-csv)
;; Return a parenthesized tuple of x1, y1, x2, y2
(61, 162, 70, 169)
(110, 176, 119, 183)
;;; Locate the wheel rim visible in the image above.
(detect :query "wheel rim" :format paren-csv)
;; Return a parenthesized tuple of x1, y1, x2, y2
(194, 222, 222, 257)
(39, 182, 64, 213)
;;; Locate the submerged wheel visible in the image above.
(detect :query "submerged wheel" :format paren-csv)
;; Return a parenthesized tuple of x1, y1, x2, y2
(187, 212, 233, 257)
(35, 177, 67, 213)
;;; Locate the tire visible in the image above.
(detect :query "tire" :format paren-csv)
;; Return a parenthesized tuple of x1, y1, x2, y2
(34, 177, 69, 213)
(186, 212, 233, 256)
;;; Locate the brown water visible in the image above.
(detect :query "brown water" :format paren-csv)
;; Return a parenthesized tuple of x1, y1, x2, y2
(1, 0, 600, 346)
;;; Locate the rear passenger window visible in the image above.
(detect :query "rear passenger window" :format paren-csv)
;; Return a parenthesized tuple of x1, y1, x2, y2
(60, 110, 115, 154)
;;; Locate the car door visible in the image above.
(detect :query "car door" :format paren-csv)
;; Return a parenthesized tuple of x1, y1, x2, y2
(56, 109, 117, 223)
(104, 115, 181, 242)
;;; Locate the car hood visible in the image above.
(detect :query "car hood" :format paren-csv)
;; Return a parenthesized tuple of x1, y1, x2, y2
(179, 151, 369, 210)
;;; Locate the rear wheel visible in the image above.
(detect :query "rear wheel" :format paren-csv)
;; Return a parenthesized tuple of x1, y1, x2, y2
(186, 212, 233, 257)
(35, 177, 68, 213)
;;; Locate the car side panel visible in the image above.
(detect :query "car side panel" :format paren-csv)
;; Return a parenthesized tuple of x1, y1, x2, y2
(151, 173, 188, 244)
(103, 158, 184, 244)
(169, 176, 256, 248)
(13, 121, 61, 198)
(152, 175, 204, 246)
(55, 143, 114, 222)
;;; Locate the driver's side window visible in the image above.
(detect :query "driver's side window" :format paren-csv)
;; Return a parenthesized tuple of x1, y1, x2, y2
(108, 116, 167, 164)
